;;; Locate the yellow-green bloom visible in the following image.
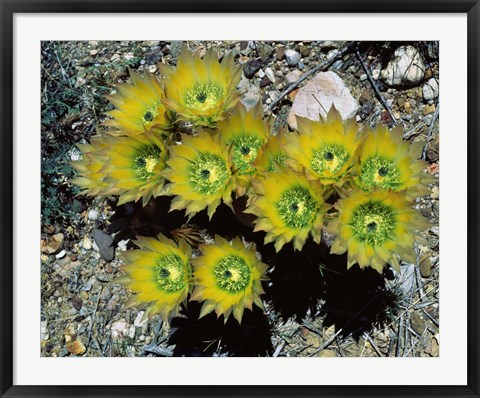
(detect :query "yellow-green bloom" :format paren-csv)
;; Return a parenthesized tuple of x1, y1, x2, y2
(245, 167, 329, 252)
(118, 234, 192, 320)
(285, 107, 361, 185)
(219, 102, 271, 174)
(355, 125, 432, 199)
(103, 71, 170, 135)
(218, 102, 271, 195)
(159, 47, 242, 127)
(190, 235, 268, 323)
(71, 132, 168, 205)
(253, 128, 289, 174)
(71, 136, 114, 197)
(162, 132, 235, 219)
(328, 189, 430, 273)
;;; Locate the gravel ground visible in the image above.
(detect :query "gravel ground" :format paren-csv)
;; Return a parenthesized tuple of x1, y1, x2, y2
(41, 40, 439, 358)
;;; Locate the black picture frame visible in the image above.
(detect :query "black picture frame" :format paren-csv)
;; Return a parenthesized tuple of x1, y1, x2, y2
(1, 1, 479, 397)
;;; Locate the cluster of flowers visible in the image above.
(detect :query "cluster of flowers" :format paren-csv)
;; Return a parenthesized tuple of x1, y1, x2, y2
(72, 46, 433, 323)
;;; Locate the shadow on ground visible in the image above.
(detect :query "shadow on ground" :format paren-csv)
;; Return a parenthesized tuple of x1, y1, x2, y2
(168, 301, 273, 357)
(109, 196, 399, 352)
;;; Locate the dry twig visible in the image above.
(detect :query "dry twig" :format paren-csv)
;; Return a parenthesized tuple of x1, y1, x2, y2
(266, 42, 355, 113)
(355, 47, 400, 126)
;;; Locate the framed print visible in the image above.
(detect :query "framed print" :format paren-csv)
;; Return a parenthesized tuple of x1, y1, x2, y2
(1, 1, 479, 397)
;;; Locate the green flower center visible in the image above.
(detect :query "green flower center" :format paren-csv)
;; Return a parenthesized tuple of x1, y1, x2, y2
(360, 157, 401, 190)
(142, 102, 161, 126)
(351, 202, 396, 246)
(134, 145, 163, 181)
(185, 84, 223, 112)
(144, 111, 154, 122)
(231, 135, 263, 173)
(311, 145, 350, 177)
(214, 255, 251, 293)
(277, 186, 318, 229)
(267, 153, 288, 173)
(154, 254, 189, 292)
(189, 153, 230, 195)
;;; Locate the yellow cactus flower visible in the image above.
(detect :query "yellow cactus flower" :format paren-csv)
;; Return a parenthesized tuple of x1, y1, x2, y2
(285, 107, 361, 185)
(245, 167, 329, 252)
(190, 235, 268, 323)
(118, 234, 192, 320)
(162, 132, 235, 220)
(71, 136, 115, 196)
(253, 128, 289, 174)
(103, 70, 170, 135)
(219, 102, 271, 174)
(355, 125, 432, 198)
(71, 132, 168, 206)
(327, 189, 430, 273)
(159, 47, 242, 127)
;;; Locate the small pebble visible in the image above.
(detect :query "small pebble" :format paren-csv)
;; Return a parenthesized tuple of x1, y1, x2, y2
(88, 209, 99, 221)
(422, 78, 439, 101)
(264, 67, 276, 83)
(423, 114, 434, 126)
(55, 250, 66, 259)
(285, 49, 301, 66)
(423, 104, 436, 115)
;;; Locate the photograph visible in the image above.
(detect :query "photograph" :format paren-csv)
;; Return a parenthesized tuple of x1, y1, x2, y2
(39, 40, 440, 358)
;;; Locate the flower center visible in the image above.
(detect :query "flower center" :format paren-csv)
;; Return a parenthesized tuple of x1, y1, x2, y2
(231, 135, 263, 173)
(185, 84, 223, 112)
(143, 111, 154, 122)
(351, 202, 396, 246)
(189, 153, 230, 195)
(154, 254, 189, 292)
(277, 186, 317, 229)
(214, 255, 251, 293)
(360, 157, 401, 190)
(311, 145, 350, 177)
(134, 145, 163, 181)
(142, 102, 162, 126)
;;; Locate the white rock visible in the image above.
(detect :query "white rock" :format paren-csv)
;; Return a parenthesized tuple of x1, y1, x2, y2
(268, 91, 280, 102)
(422, 78, 439, 101)
(41, 321, 49, 341)
(69, 148, 82, 162)
(55, 250, 66, 259)
(111, 319, 128, 339)
(285, 50, 301, 66)
(240, 84, 261, 110)
(287, 71, 359, 130)
(82, 235, 92, 250)
(257, 69, 265, 79)
(381, 45, 425, 87)
(147, 65, 157, 74)
(118, 239, 129, 252)
(134, 311, 147, 328)
(285, 70, 302, 85)
(264, 67, 276, 83)
(371, 69, 381, 80)
(88, 209, 99, 221)
(128, 325, 136, 339)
